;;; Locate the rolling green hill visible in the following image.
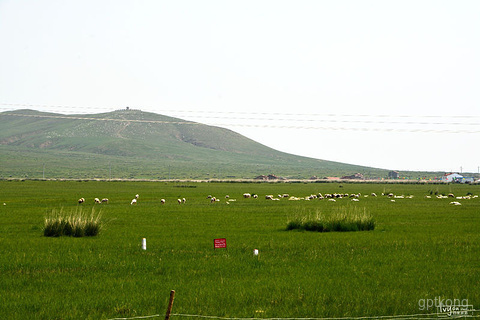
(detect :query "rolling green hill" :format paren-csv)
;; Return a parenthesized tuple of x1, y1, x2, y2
(0, 109, 391, 180)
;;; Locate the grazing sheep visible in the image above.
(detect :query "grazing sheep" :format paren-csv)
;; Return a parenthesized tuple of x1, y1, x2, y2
(94, 198, 101, 204)
(78, 198, 85, 204)
(265, 195, 273, 200)
(182, 198, 186, 203)
(135, 194, 139, 199)
(243, 193, 251, 198)
(371, 193, 377, 197)
(449, 201, 462, 206)
(178, 199, 182, 204)
(101, 198, 109, 203)
(253, 194, 258, 199)
(160, 199, 166, 204)
(131, 198, 137, 205)
(210, 197, 217, 203)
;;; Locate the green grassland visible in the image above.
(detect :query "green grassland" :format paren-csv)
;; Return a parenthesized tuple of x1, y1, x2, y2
(0, 181, 479, 320)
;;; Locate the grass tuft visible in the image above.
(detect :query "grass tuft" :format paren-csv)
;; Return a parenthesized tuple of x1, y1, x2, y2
(44, 208, 102, 237)
(287, 206, 375, 232)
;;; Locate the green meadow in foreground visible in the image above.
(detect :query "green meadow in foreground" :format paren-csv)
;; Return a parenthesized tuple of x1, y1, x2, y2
(0, 180, 478, 320)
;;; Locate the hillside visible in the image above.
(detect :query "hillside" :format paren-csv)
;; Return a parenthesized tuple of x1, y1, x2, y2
(0, 109, 389, 180)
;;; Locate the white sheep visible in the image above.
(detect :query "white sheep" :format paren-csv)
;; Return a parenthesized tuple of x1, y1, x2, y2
(131, 198, 137, 205)
(101, 198, 109, 203)
(94, 198, 101, 204)
(78, 198, 85, 204)
(160, 199, 166, 204)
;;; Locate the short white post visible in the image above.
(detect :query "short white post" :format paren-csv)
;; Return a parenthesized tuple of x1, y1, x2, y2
(142, 238, 147, 250)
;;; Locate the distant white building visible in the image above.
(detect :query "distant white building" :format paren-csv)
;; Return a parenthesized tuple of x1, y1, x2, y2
(442, 173, 464, 183)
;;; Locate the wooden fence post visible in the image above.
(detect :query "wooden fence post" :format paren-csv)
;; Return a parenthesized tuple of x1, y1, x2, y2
(165, 290, 176, 320)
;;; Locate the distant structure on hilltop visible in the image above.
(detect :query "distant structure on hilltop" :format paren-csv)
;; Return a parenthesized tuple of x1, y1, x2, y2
(120, 106, 140, 111)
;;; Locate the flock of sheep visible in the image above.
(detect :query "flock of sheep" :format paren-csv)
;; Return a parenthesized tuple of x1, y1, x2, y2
(76, 191, 478, 206)
(425, 192, 478, 205)
(77, 194, 186, 205)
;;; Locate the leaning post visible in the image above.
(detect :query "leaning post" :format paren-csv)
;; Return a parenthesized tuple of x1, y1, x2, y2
(165, 290, 176, 320)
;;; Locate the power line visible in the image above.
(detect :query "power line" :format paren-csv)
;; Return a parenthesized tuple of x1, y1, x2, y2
(1, 103, 479, 134)
(2, 102, 480, 120)
(2, 111, 479, 134)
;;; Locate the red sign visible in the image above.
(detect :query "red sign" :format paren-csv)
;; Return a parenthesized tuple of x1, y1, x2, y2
(214, 238, 227, 249)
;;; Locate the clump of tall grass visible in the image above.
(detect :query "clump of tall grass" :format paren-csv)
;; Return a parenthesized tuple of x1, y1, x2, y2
(43, 208, 102, 237)
(287, 206, 375, 232)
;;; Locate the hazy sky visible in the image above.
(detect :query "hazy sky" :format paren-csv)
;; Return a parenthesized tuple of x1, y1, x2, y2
(1, 1, 479, 173)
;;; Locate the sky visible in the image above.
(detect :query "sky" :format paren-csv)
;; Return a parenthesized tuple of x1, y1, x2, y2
(0, 0, 479, 173)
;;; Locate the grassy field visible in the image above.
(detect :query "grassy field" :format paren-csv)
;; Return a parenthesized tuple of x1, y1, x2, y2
(0, 180, 478, 320)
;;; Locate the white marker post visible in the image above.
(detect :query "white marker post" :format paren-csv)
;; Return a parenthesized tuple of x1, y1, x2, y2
(253, 249, 259, 256)
(142, 238, 147, 250)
